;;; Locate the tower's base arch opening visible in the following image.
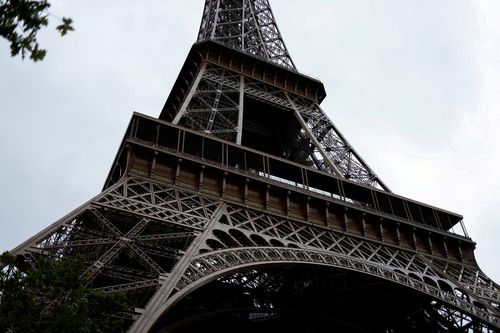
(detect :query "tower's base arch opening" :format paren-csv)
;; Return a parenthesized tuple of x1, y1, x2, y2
(151, 265, 479, 333)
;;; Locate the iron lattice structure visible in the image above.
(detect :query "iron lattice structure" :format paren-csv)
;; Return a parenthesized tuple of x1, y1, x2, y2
(197, 0, 296, 69)
(9, 0, 500, 332)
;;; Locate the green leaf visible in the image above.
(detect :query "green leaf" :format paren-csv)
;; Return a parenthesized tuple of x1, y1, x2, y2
(56, 17, 74, 36)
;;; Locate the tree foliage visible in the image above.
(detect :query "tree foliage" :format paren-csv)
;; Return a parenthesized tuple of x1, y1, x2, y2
(0, 0, 74, 61)
(0, 252, 128, 333)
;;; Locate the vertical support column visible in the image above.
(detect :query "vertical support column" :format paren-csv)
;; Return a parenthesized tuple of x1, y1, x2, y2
(265, 185, 271, 211)
(236, 75, 245, 145)
(379, 218, 385, 242)
(286, 191, 291, 219)
(174, 158, 182, 186)
(428, 232, 434, 256)
(306, 197, 311, 222)
(361, 212, 367, 238)
(412, 227, 418, 250)
(150, 151, 158, 178)
(221, 172, 228, 198)
(198, 165, 205, 192)
(241, 0, 246, 50)
(210, 0, 221, 39)
(343, 207, 349, 232)
(324, 202, 330, 226)
(458, 241, 464, 263)
(395, 223, 401, 246)
(150, 176, 156, 204)
(443, 236, 449, 259)
(244, 178, 249, 205)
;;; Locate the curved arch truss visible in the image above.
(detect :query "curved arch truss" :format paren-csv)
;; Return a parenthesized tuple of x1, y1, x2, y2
(12, 177, 499, 332)
(156, 265, 493, 333)
(174, 247, 498, 329)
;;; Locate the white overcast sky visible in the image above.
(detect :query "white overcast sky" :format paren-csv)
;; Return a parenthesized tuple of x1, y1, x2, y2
(1, 1, 499, 283)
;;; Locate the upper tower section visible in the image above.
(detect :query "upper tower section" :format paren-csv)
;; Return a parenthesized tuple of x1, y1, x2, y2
(160, 0, 391, 191)
(197, 0, 296, 70)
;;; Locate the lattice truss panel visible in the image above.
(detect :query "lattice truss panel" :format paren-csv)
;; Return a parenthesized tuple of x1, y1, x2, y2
(175, 64, 242, 143)
(175, 63, 388, 190)
(287, 93, 389, 189)
(197, 0, 295, 69)
(13, 178, 222, 321)
(173, 205, 499, 330)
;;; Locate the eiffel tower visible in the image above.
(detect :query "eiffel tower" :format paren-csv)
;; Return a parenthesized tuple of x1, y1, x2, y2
(10, 1, 500, 332)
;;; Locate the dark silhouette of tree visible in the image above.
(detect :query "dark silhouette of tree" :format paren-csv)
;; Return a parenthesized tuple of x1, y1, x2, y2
(0, 252, 128, 333)
(0, 0, 73, 61)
